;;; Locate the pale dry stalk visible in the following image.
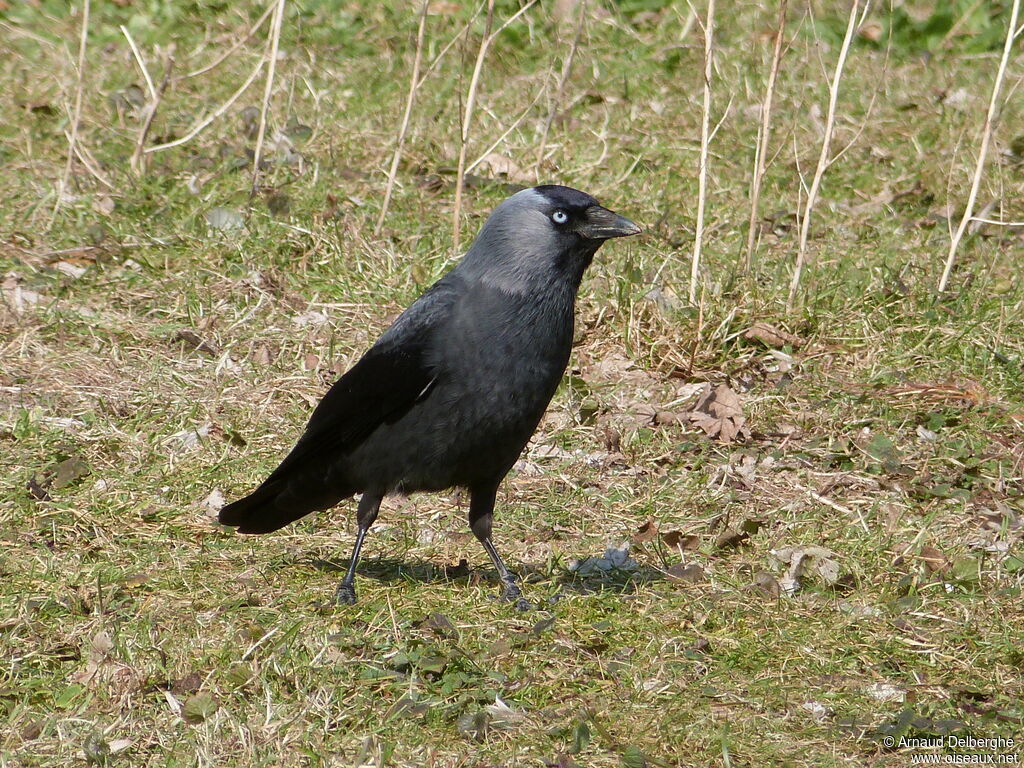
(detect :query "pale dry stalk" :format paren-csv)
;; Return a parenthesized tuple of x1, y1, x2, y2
(938, 0, 1021, 293)
(742, 0, 787, 274)
(375, 0, 430, 237)
(786, 0, 866, 312)
(52, 0, 90, 223)
(453, 0, 496, 248)
(252, 0, 287, 196)
(181, 0, 277, 80)
(535, 0, 587, 179)
(689, 0, 715, 305)
(130, 49, 174, 176)
(145, 58, 265, 154)
(452, 0, 538, 247)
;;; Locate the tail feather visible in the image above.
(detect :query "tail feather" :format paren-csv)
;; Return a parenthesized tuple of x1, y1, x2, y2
(219, 477, 350, 534)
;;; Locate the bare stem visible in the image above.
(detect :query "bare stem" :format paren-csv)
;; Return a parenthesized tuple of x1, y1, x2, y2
(536, 0, 586, 180)
(938, 0, 1021, 294)
(52, 0, 90, 224)
(742, 0, 787, 274)
(453, 0, 538, 247)
(689, 0, 715, 305)
(180, 0, 277, 81)
(252, 0, 286, 197)
(375, 0, 430, 237)
(131, 49, 175, 176)
(145, 57, 265, 154)
(786, 0, 865, 312)
(121, 25, 156, 100)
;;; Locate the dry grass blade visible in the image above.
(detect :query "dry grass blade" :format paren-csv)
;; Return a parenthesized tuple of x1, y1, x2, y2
(145, 57, 265, 154)
(180, 0, 277, 81)
(120, 25, 156, 101)
(689, 0, 715, 305)
(251, 0, 287, 197)
(938, 0, 1021, 294)
(130, 49, 175, 176)
(535, 0, 586, 180)
(786, 0, 866, 312)
(452, 0, 538, 247)
(375, 0, 430, 237)
(51, 0, 89, 225)
(742, 0, 787, 274)
(453, 0, 496, 249)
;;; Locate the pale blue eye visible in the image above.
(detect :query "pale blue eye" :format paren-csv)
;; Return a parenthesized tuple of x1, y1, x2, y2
(552, 210, 568, 224)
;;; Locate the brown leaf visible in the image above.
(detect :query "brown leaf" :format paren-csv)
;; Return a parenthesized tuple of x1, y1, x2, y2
(715, 527, 750, 550)
(632, 519, 658, 544)
(687, 383, 750, 444)
(747, 571, 781, 599)
(744, 321, 803, 348)
(303, 352, 320, 370)
(666, 563, 706, 584)
(661, 530, 699, 550)
(919, 545, 949, 574)
(173, 329, 219, 357)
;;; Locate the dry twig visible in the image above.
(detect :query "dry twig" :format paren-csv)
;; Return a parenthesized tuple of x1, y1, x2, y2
(375, 0, 430, 236)
(786, 0, 868, 312)
(742, 0, 787, 274)
(180, 0, 277, 80)
(130, 49, 175, 176)
(938, 0, 1021, 293)
(52, 0, 90, 224)
(452, 0, 538, 247)
(689, 0, 715, 305)
(252, 0, 287, 196)
(535, 0, 586, 179)
(145, 57, 265, 154)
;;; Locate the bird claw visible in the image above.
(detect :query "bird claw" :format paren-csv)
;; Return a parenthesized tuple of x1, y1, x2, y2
(335, 583, 358, 605)
(496, 582, 533, 611)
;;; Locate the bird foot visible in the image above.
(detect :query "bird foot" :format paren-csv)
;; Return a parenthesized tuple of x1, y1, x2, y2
(335, 582, 358, 605)
(497, 582, 533, 611)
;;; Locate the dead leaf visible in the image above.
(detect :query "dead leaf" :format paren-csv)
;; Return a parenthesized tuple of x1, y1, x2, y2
(2, 272, 44, 314)
(475, 152, 529, 183)
(858, 21, 882, 41)
(744, 322, 803, 348)
(771, 546, 841, 595)
(428, 0, 460, 13)
(687, 383, 750, 444)
(747, 571, 781, 599)
(919, 545, 949, 574)
(714, 527, 749, 550)
(93, 195, 115, 216)
(661, 530, 699, 550)
(198, 488, 225, 518)
(632, 519, 658, 544)
(666, 563, 705, 584)
(173, 329, 219, 356)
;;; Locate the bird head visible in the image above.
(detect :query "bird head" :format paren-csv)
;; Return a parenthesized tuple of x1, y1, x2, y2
(460, 185, 641, 293)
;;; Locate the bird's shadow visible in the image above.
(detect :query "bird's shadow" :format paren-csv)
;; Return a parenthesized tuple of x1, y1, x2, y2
(299, 553, 665, 601)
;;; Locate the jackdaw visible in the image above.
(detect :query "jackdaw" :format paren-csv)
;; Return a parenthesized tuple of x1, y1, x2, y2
(219, 185, 641, 607)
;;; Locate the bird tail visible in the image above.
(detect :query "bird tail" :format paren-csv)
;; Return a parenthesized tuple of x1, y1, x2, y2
(218, 478, 350, 534)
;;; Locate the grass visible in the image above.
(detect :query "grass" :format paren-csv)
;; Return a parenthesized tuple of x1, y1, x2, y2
(2, 1, 1023, 766)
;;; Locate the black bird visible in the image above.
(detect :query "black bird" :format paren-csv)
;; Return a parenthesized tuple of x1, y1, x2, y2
(219, 185, 641, 607)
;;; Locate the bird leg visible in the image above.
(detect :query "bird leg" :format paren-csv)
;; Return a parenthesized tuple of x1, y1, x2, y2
(335, 493, 382, 605)
(469, 486, 531, 610)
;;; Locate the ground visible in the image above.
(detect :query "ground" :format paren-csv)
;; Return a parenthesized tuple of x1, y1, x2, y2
(1, 1, 1023, 766)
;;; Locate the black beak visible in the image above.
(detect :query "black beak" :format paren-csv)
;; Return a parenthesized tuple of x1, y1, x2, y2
(577, 205, 642, 240)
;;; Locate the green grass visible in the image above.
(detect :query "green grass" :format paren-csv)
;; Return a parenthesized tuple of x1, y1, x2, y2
(2, 1, 1023, 766)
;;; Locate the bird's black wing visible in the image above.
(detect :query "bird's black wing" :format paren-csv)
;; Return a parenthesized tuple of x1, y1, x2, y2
(265, 278, 457, 481)
(219, 278, 457, 532)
